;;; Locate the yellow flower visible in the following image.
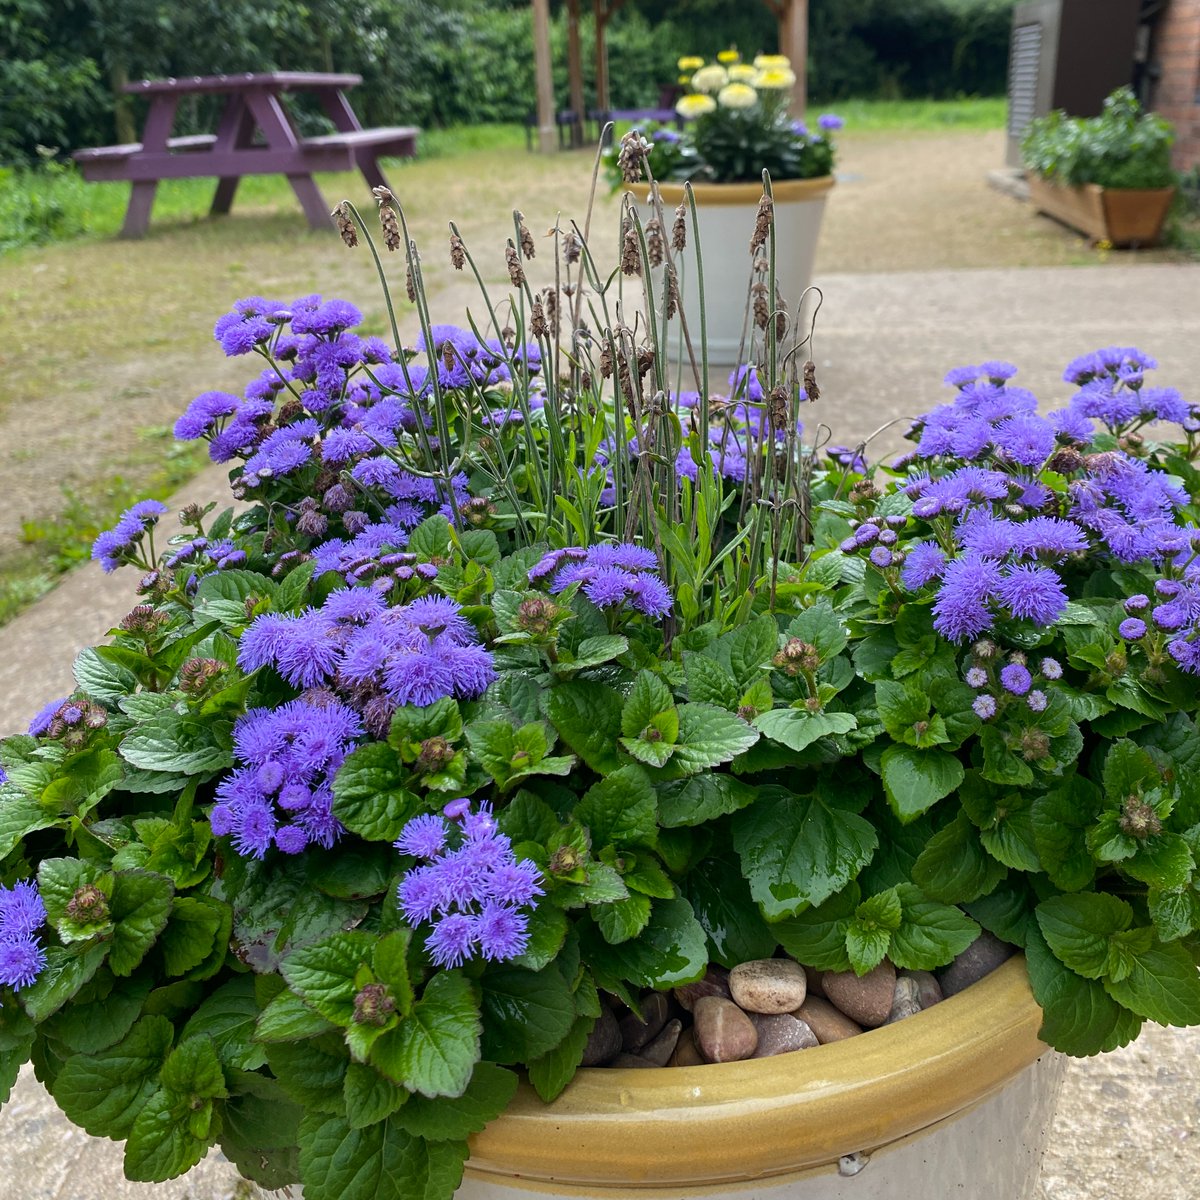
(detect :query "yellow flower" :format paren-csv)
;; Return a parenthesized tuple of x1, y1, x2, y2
(691, 65, 729, 93)
(728, 64, 758, 83)
(717, 82, 758, 111)
(677, 74, 692, 84)
(677, 56, 705, 71)
(755, 67, 796, 90)
(676, 93, 717, 118)
(754, 54, 791, 70)
(717, 49, 740, 65)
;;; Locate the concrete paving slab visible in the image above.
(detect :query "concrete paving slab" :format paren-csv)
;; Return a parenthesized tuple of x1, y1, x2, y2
(1, 262, 1198, 1197)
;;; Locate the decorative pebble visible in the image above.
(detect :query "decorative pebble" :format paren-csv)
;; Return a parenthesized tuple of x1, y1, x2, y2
(794, 995, 863, 1043)
(670, 1027, 705, 1067)
(749, 1012, 819, 1057)
(899, 968, 943, 1009)
(693, 995, 759, 1062)
(803, 965, 826, 999)
(640, 1018, 683, 1066)
(620, 990, 670, 1051)
(673, 966, 732, 1012)
(609, 1052, 658, 1069)
(937, 931, 1013, 997)
(581, 1005, 622, 1066)
(821, 962, 896, 1028)
(729, 958, 807, 1014)
(885, 975, 922, 1024)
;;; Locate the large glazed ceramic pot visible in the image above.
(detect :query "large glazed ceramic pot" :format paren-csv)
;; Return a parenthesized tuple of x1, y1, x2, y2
(457, 957, 1062, 1199)
(629, 176, 835, 370)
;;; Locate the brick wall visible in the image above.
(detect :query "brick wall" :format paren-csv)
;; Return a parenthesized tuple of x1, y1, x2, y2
(1152, 0, 1200, 171)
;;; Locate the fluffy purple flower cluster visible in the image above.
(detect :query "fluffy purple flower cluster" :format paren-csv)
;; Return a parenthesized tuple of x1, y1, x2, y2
(209, 696, 362, 857)
(239, 591, 495, 736)
(395, 801, 543, 968)
(164, 536, 247, 573)
(527, 543, 672, 618)
(0, 879, 47, 991)
(1120, 584, 1200, 672)
(1059, 347, 1199, 435)
(964, 648, 1059, 719)
(90, 500, 168, 573)
(416, 325, 542, 392)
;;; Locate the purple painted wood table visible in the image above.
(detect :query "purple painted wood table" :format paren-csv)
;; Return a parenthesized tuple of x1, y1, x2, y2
(73, 72, 419, 238)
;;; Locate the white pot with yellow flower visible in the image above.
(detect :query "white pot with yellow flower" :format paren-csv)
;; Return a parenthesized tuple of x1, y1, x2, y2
(615, 52, 840, 369)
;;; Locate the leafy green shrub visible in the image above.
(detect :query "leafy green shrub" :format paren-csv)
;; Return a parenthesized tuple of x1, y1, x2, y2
(1022, 88, 1176, 191)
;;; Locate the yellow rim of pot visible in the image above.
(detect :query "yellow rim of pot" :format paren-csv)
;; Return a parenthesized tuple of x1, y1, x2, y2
(466, 956, 1046, 1187)
(627, 176, 835, 206)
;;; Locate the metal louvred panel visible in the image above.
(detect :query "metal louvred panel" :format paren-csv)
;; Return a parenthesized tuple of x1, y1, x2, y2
(1008, 22, 1044, 138)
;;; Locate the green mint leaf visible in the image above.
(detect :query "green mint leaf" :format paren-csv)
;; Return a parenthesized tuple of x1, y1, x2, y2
(621, 670, 676, 739)
(656, 774, 758, 828)
(124, 1090, 212, 1182)
(219, 1084, 304, 1191)
(1036, 893, 1136, 980)
(1102, 941, 1200, 1026)
(786, 599, 848, 660)
(752, 709, 857, 754)
(0, 793, 62, 859)
(265, 1032, 349, 1114)
(160, 1034, 228, 1103)
(846, 922, 890, 974)
(342, 1062, 410, 1130)
(527, 1016, 594, 1103)
(371, 970, 481, 1098)
(733, 785, 877, 920)
(306, 844, 396, 902)
(542, 679, 623, 774)
(50, 1015, 173, 1138)
(1031, 778, 1101, 891)
(37, 857, 114, 943)
(855, 887, 903, 932)
(703, 614, 779, 688)
(107, 870, 175, 977)
(394, 1061, 518, 1140)
(1148, 885, 1200, 943)
(593, 891, 653, 944)
(180, 974, 268, 1071)
(18, 942, 108, 1022)
(772, 886, 859, 973)
(41, 973, 152, 1054)
(298, 1112, 468, 1200)
(686, 855, 776, 968)
(662, 703, 760, 775)
(959, 776, 1040, 872)
(119, 709, 234, 776)
(682, 652, 740, 708)
(478, 963, 576, 1065)
(332, 743, 422, 842)
(511, 902, 569, 972)
(257, 988, 337, 1043)
(1120, 832, 1195, 891)
(576, 764, 657, 849)
(281, 931, 378, 1027)
(911, 814, 1007, 904)
(1025, 930, 1143, 1057)
(880, 745, 964, 823)
(890, 882, 980, 970)
(552, 634, 629, 675)
(581, 895, 709, 991)
(160, 895, 232, 978)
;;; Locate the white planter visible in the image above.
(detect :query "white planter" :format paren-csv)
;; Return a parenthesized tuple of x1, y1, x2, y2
(630, 177, 834, 370)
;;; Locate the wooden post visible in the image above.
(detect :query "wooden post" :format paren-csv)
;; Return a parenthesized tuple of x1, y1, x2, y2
(778, 0, 808, 119)
(594, 1, 611, 114)
(532, 0, 557, 153)
(566, 0, 586, 147)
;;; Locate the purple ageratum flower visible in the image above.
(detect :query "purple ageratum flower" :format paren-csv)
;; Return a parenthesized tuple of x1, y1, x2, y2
(28, 697, 68, 737)
(530, 543, 672, 620)
(817, 113, 844, 131)
(1027, 690, 1048, 712)
(869, 546, 893, 569)
(1152, 602, 1188, 632)
(175, 391, 241, 441)
(972, 695, 997, 720)
(90, 499, 169, 573)
(997, 564, 1068, 625)
(993, 413, 1056, 468)
(1040, 657, 1063, 679)
(1119, 617, 1147, 640)
(289, 297, 363, 336)
(965, 666, 988, 689)
(900, 542, 947, 590)
(213, 297, 284, 356)
(1168, 637, 1200, 673)
(396, 801, 542, 966)
(0, 879, 46, 939)
(999, 663, 1032, 696)
(1124, 593, 1150, 614)
(0, 937, 47, 991)
(932, 555, 1001, 642)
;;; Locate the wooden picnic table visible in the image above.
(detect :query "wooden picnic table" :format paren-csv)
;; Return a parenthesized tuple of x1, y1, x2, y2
(73, 72, 419, 238)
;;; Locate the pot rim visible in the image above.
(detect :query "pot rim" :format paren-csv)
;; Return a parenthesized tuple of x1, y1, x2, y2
(466, 956, 1046, 1187)
(626, 176, 836, 206)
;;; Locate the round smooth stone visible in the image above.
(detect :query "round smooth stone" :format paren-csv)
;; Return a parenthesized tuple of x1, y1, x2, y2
(749, 1012, 819, 1058)
(899, 968, 943, 1009)
(794, 995, 863, 1044)
(937, 931, 1013, 997)
(670, 1027, 705, 1067)
(640, 1018, 683, 1066)
(884, 975, 922, 1024)
(609, 1052, 658, 1069)
(619, 990, 670, 1051)
(729, 958, 807, 1014)
(821, 962, 896, 1028)
(693, 995, 759, 1063)
(673, 966, 732, 1012)
(581, 1005, 621, 1066)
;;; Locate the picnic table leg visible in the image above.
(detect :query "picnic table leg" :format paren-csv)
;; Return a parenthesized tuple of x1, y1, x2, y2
(211, 99, 255, 217)
(120, 182, 159, 238)
(243, 89, 335, 232)
(288, 175, 335, 231)
(118, 93, 177, 239)
(356, 154, 390, 193)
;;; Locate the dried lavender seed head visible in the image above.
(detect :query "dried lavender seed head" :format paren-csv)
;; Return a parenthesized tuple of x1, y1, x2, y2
(563, 228, 582, 264)
(449, 232, 466, 270)
(672, 201, 688, 250)
(617, 130, 651, 183)
(644, 218, 665, 268)
(332, 201, 358, 248)
(516, 211, 536, 260)
(750, 194, 773, 254)
(530, 298, 548, 338)
(803, 359, 820, 402)
(620, 224, 641, 276)
(505, 242, 526, 287)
